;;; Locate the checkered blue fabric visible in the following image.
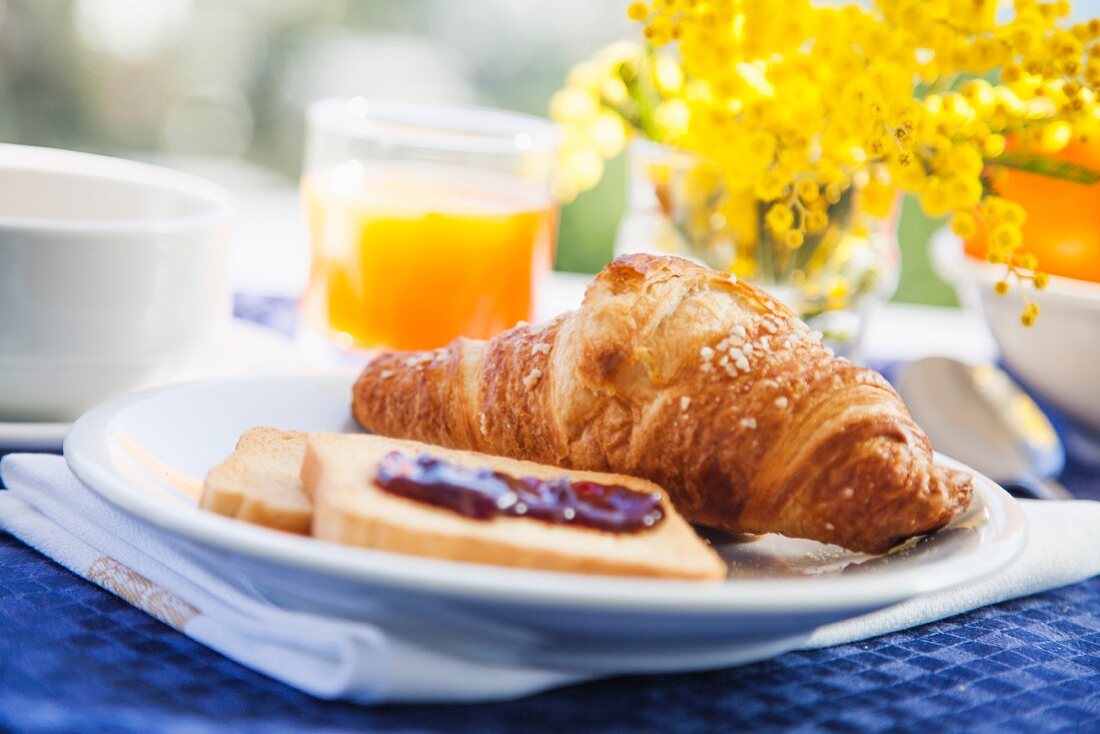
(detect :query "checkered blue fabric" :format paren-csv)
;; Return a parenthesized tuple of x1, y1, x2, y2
(1, 296, 1097, 733)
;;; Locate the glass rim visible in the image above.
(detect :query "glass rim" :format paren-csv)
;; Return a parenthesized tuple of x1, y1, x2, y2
(629, 137, 699, 169)
(306, 96, 562, 155)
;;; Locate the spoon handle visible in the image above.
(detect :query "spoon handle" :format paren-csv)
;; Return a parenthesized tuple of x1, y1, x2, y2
(1011, 475, 1075, 502)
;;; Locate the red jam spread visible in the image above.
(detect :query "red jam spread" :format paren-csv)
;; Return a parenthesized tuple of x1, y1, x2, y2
(374, 451, 664, 532)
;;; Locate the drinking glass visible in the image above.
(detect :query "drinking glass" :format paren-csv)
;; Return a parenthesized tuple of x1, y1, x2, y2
(301, 97, 560, 354)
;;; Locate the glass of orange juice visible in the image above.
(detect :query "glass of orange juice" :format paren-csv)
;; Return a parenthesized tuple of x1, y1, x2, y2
(300, 97, 560, 355)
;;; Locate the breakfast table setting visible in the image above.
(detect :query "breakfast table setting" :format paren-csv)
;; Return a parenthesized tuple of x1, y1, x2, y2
(4, 1, 1100, 732)
(2, 282, 1099, 732)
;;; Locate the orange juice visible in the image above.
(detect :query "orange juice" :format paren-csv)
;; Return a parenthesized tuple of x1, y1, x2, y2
(302, 162, 557, 351)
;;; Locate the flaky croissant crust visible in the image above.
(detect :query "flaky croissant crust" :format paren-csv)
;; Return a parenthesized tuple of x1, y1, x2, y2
(354, 254, 971, 553)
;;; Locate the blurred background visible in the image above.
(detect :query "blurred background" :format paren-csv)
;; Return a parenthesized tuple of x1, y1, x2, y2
(8, 0, 1092, 303)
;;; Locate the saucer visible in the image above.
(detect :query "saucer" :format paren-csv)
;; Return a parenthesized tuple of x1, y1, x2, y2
(0, 320, 302, 453)
(0, 420, 71, 453)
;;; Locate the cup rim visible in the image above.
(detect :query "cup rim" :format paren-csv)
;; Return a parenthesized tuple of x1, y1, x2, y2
(0, 144, 234, 234)
(931, 228, 1100, 309)
(306, 96, 562, 155)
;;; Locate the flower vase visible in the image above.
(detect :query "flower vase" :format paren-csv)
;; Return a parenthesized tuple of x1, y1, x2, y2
(614, 139, 900, 361)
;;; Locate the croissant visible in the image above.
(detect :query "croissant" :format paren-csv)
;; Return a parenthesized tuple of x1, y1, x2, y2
(352, 253, 971, 553)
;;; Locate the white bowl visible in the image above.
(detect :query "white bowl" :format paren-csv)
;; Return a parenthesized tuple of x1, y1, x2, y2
(932, 231, 1100, 439)
(0, 144, 233, 421)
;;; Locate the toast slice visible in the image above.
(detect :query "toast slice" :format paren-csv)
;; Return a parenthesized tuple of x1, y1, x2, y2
(301, 432, 727, 580)
(200, 428, 312, 534)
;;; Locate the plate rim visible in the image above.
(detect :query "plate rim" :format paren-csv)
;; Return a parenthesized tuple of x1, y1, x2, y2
(64, 373, 1029, 615)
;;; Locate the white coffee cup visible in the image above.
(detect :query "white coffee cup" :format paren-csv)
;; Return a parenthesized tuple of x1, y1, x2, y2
(0, 144, 233, 421)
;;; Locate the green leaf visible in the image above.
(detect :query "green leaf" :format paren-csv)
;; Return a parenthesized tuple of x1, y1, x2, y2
(987, 151, 1100, 185)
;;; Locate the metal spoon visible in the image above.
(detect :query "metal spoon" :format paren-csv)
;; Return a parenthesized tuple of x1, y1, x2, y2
(896, 356, 1072, 501)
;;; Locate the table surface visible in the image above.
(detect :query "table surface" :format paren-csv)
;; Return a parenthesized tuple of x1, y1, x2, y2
(1, 294, 1098, 734)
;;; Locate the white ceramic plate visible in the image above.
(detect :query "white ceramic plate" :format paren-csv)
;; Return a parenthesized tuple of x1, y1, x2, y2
(64, 374, 1027, 673)
(0, 320, 299, 453)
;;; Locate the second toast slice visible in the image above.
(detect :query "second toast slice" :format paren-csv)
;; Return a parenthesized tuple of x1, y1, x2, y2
(201, 427, 312, 534)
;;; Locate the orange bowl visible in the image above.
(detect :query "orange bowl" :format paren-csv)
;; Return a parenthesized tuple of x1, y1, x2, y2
(964, 141, 1100, 283)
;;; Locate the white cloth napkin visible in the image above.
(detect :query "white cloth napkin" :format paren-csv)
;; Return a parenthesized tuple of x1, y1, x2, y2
(2, 453, 1099, 704)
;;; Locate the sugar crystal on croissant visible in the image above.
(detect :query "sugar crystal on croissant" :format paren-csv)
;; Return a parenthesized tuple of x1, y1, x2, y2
(353, 254, 972, 553)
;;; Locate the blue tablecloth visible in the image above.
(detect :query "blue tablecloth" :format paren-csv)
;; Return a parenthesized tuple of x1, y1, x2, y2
(2, 297, 1098, 733)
